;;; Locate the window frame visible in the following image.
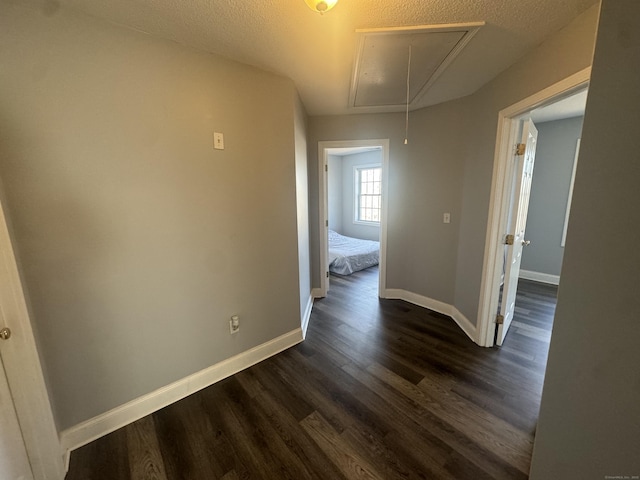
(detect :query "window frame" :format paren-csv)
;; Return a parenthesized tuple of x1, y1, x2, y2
(353, 163, 382, 225)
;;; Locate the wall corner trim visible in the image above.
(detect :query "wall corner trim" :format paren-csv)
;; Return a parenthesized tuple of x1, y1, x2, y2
(59, 328, 304, 455)
(383, 289, 477, 344)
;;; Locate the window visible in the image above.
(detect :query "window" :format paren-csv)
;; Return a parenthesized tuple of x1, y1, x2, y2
(355, 165, 382, 223)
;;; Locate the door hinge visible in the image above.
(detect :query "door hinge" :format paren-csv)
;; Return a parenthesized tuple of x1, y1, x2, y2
(326, 220, 329, 227)
(326, 271, 329, 278)
(496, 314, 505, 325)
(325, 164, 328, 172)
(505, 234, 514, 245)
(516, 143, 526, 156)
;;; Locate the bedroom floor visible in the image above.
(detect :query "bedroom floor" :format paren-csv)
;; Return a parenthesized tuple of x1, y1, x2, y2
(65, 267, 557, 479)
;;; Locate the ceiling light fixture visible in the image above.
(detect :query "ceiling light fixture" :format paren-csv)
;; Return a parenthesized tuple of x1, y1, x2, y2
(304, 0, 338, 14)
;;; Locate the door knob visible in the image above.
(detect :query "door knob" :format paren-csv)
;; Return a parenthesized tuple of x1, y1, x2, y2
(0, 327, 11, 340)
(522, 240, 531, 247)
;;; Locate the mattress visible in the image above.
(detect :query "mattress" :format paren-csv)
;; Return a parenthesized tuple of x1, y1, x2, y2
(328, 230, 380, 275)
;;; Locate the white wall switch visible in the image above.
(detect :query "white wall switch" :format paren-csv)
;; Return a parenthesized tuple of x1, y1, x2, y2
(229, 315, 239, 334)
(443, 213, 451, 224)
(214, 132, 224, 150)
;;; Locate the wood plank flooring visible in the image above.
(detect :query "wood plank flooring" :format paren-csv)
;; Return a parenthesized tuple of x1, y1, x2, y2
(65, 269, 557, 480)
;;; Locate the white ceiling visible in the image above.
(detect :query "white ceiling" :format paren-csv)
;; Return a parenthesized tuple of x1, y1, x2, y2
(531, 89, 588, 123)
(56, 0, 598, 116)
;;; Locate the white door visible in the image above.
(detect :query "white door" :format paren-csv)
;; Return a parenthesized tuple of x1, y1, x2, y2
(0, 199, 63, 480)
(496, 119, 538, 346)
(0, 350, 34, 480)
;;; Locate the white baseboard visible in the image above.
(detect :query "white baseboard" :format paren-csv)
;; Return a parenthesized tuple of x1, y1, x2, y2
(301, 293, 314, 339)
(450, 306, 478, 342)
(383, 289, 477, 344)
(63, 451, 70, 475)
(519, 269, 560, 285)
(311, 287, 323, 298)
(60, 328, 304, 455)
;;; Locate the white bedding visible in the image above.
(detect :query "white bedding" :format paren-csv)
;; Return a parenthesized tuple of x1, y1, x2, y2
(328, 230, 380, 275)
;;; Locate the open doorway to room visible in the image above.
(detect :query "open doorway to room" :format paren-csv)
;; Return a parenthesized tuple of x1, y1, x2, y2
(317, 140, 390, 300)
(500, 93, 586, 352)
(478, 69, 590, 349)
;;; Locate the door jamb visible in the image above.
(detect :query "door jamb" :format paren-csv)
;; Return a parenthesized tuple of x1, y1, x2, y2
(317, 139, 390, 297)
(0, 199, 65, 478)
(476, 68, 591, 347)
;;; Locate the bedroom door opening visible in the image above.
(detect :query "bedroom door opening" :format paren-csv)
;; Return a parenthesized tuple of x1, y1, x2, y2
(477, 69, 590, 348)
(317, 139, 390, 298)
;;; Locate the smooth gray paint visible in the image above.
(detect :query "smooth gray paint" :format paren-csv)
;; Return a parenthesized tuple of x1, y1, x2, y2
(308, 5, 599, 320)
(530, 1, 640, 476)
(0, 4, 304, 430)
(521, 116, 584, 277)
(327, 155, 344, 233)
(327, 151, 381, 241)
(452, 4, 599, 323)
(340, 151, 381, 242)
(309, 101, 467, 304)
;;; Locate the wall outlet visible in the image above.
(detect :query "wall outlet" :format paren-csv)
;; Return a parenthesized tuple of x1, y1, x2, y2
(229, 315, 239, 334)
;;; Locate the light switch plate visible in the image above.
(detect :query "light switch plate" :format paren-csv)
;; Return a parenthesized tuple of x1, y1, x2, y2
(214, 132, 224, 150)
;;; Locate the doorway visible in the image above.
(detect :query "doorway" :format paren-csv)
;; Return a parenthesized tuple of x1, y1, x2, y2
(478, 68, 590, 347)
(317, 139, 390, 299)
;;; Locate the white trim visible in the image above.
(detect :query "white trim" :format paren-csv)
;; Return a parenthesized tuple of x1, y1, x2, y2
(561, 138, 581, 247)
(353, 163, 382, 225)
(60, 328, 304, 454)
(0, 196, 65, 479)
(384, 289, 477, 344)
(477, 67, 591, 347)
(318, 142, 328, 297)
(301, 294, 314, 338)
(519, 270, 560, 286)
(311, 287, 323, 299)
(318, 140, 390, 298)
(450, 306, 479, 343)
(63, 451, 71, 474)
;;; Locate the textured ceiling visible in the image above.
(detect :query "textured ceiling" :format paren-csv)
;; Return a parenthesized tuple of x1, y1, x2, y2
(54, 0, 598, 116)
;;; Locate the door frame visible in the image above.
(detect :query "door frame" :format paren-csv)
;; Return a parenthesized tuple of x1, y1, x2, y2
(476, 68, 591, 347)
(0, 199, 65, 478)
(317, 139, 390, 297)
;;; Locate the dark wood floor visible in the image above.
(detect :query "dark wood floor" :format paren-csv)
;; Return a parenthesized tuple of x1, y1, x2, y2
(65, 268, 557, 480)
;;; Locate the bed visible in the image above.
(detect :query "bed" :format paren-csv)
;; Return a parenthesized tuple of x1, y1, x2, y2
(328, 230, 380, 275)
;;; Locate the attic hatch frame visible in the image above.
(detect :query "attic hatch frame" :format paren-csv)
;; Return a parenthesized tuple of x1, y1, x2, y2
(349, 22, 485, 112)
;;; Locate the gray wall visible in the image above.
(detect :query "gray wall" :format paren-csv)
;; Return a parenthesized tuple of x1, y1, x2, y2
(309, 99, 467, 304)
(327, 150, 383, 241)
(308, 4, 599, 317)
(452, 4, 599, 323)
(0, 3, 305, 430)
(294, 94, 312, 320)
(521, 116, 584, 277)
(530, 1, 640, 476)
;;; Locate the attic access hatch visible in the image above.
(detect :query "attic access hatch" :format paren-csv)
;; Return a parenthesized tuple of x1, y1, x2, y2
(349, 22, 484, 110)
